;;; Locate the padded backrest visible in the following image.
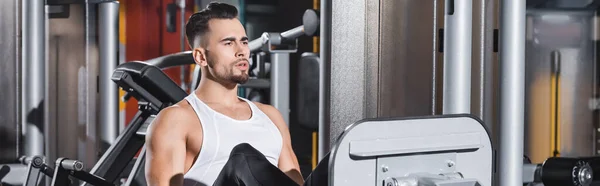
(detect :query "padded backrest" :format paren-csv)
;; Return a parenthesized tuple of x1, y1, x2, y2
(113, 61, 187, 104)
(295, 53, 320, 131)
(144, 51, 194, 69)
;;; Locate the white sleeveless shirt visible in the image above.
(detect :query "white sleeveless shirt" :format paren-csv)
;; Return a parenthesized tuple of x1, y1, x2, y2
(182, 93, 283, 186)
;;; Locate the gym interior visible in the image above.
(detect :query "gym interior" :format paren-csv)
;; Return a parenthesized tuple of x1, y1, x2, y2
(1, 0, 600, 185)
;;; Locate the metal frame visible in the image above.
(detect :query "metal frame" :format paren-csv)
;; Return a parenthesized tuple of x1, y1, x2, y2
(318, 0, 332, 160)
(22, 0, 46, 157)
(440, 0, 527, 184)
(246, 21, 314, 126)
(52, 158, 113, 186)
(442, 0, 473, 114)
(498, 0, 526, 186)
(98, 1, 120, 152)
(22, 156, 54, 186)
(270, 52, 291, 125)
(86, 67, 167, 184)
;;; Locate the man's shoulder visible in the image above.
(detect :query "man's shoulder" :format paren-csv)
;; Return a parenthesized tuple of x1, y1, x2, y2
(157, 102, 196, 119)
(251, 101, 287, 129)
(147, 102, 198, 136)
(252, 101, 281, 116)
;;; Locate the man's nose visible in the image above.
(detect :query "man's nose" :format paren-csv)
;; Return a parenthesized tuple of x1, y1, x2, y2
(236, 45, 249, 58)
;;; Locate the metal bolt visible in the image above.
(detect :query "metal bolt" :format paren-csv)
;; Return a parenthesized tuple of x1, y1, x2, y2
(382, 165, 389, 172)
(447, 160, 455, 167)
(384, 177, 399, 186)
(578, 165, 593, 186)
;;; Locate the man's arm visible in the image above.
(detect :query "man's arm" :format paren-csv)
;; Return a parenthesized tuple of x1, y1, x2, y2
(257, 103, 304, 185)
(145, 106, 190, 186)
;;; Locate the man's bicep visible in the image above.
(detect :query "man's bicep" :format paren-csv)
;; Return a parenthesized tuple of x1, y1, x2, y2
(145, 110, 188, 186)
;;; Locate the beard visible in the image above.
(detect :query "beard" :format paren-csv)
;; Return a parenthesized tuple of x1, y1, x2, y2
(228, 67, 249, 84)
(206, 51, 249, 84)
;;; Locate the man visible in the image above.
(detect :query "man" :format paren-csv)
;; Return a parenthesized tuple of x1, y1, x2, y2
(144, 2, 304, 186)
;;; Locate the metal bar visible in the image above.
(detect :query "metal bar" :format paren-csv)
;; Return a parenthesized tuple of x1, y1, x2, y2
(498, 0, 526, 185)
(318, 0, 331, 160)
(257, 52, 266, 78)
(522, 164, 537, 183)
(98, 1, 120, 151)
(24, 163, 42, 186)
(280, 26, 304, 40)
(179, 0, 187, 91)
(248, 33, 268, 52)
(551, 50, 561, 157)
(124, 146, 146, 186)
(1, 164, 29, 185)
(432, 0, 439, 115)
(71, 170, 114, 186)
(88, 110, 148, 184)
(442, 0, 472, 114)
(22, 0, 46, 157)
(270, 53, 290, 126)
(51, 159, 71, 186)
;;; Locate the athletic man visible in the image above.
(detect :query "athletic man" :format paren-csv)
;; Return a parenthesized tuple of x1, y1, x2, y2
(145, 2, 304, 186)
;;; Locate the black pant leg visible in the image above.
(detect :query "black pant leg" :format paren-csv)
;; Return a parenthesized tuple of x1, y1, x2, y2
(302, 153, 329, 186)
(212, 143, 299, 186)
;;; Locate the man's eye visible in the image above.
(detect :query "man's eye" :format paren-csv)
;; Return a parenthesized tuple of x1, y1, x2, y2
(242, 41, 248, 45)
(225, 42, 232, 46)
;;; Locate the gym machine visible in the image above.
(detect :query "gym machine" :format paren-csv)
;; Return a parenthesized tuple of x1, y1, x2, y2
(16, 56, 187, 186)
(325, 115, 600, 186)
(16, 113, 600, 186)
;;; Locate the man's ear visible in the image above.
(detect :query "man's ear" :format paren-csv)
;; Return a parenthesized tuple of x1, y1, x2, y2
(193, 48, 208, 67)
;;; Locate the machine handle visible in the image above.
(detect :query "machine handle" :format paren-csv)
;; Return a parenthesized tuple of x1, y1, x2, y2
(249, 9, 320, 52)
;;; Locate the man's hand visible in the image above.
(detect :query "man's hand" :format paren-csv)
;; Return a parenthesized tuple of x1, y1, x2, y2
(145, 106, 196, 186)
(257, 103, 304, 185)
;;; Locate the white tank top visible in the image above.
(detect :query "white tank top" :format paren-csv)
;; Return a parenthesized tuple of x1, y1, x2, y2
(182, 93, 283, 186)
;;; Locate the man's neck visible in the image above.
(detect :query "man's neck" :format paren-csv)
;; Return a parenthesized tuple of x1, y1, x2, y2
(194, 78, 240, 106)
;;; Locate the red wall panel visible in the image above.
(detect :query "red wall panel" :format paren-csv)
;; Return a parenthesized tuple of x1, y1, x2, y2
(124, 0, 194, 124)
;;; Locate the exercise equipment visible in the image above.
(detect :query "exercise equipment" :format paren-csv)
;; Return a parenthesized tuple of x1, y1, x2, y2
(327, 115, 600, 186)
(18, 55, 187, 186)
(21, 156, 54, 185)
(19, 55, 600, 186)
(83, 57, 187, 186)
(329, 115, 493, 186)
(295, 53, 320, 131)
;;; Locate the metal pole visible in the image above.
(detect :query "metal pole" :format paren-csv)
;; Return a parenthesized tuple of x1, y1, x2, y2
(270, 53, 290, 126)
(22, 0, 46, 156)
(498, 0, 526, 185)
(98, 2, 120, 148)
(180, 0, 187, 92)
(442, 0, 472, 114)
(318, 0, 331, 160)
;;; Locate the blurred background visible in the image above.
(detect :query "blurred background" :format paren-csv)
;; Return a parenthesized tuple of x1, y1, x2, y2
(3, 0, 600, 185)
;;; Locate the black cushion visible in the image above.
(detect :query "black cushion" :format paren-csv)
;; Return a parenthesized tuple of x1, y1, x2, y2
(295, 53, 320, 131)
(113, 61, 187, 105)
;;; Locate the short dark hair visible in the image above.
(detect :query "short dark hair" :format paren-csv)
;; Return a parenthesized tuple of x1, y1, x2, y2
(185, 2, 239, 48)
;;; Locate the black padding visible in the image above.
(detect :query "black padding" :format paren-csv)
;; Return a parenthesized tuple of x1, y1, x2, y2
(113, 61, 187, 104)
(296, 53, 320, 131)
(145, 51, 195, 69)
(305, 152, 329, 186)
